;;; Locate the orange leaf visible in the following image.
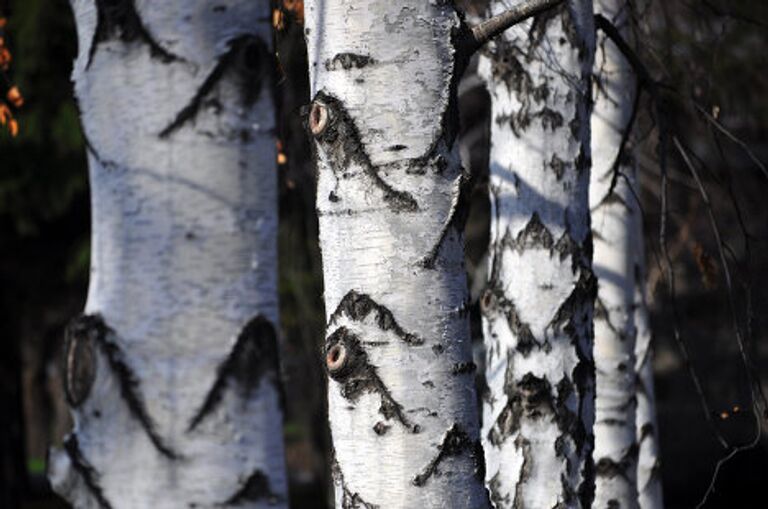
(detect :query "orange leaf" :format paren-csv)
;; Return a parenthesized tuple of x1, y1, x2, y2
(6, 86, 22, 108)
(0, 47, 10, 69)
(0, 102, 9, 125)
(8, 118, 18, 137)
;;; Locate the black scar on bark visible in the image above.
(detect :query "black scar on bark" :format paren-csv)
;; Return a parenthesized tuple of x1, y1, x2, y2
(65, 314, 179, 459)
(452, 362, 477, 375)
(328, 290, 424, 346)
(159, 34, 272, 138)
(412, 423, 485, 487)
(594, 442, 639, 479)
(62, 434, 113, 509)
(325, 327, 418, 433)
(479, 288, 539, 357)
(419, 169, 474, 269)
(546, 271, 597, 508)
(188, 315, 282, 432)
(222, 469, 283, 506)
(331, 458, 379, 509)
(87, 0, 183, 69)
(308, 90, 419, 213)
(64, 317, 98, 407)
(324, 53, 375, 71)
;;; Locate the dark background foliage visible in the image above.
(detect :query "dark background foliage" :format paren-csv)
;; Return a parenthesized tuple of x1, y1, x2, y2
(1, 0, 768, 507)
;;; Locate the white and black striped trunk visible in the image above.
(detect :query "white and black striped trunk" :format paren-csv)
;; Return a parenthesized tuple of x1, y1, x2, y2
(590, 0, 639, 507)
(633, 214, 664, 509)
(304, 0, 489, 507)
(590, 1, 663, 506)
(478, 1, 597, 507)
(48, 1, 288, 507)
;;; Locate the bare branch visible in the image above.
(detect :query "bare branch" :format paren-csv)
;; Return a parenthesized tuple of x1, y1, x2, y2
(466, 0, 565, 53)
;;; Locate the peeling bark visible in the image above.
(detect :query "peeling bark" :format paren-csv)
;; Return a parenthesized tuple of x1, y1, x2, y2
(479, 1, 596, 507)
(305, 0, 489, 506)
(49, 1, 287, 507)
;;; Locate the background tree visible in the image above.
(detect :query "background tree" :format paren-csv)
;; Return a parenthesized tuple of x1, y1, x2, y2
(589, 1, 663, 507)
(46, 0, 288, 506)
(477, 1, 597, 506)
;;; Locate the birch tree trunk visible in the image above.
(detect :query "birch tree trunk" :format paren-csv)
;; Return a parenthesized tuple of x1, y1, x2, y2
(47, 1, 288, 507)
(303, 1, 493, 506)
(590, 2, 663, 506)
(589, 1, 640, 507)
(633, 217, 664, 509)
(477, 2, 597, 507)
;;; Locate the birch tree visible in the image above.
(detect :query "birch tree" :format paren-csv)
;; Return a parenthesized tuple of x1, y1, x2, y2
(47, 1, 288, 507)
(590, 2, 663, 506)
(477, 1, 598, 507)
(303, 0, 563, 506)
(633, 215, 664, 509)
(590, 1, 639, 507)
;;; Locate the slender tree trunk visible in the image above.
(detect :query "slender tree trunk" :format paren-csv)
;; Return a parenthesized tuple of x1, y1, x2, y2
(477, 1, 597, 507)
(590, 3, 663, 507)
(633, 216, 664, 509)
(303, 1, 492, 506)
(589, 1, 640, 507)
(48, 1, 288, 507)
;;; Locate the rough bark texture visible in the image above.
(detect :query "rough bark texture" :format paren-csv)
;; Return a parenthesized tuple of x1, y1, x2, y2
(48, 1, 288, 507)
(590, 1, 641, 507)
(478, 1, 597, 507)
(304, 1, 489, 507)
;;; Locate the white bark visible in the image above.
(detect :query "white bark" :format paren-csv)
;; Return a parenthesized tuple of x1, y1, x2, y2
(477, 1, 597, 507)
(590, 2, 663, 507)
(304, 1, 489, 507)
(590, 1, 640, 507)
(48, 1, 288, 507)
(633, 216, 664, 509)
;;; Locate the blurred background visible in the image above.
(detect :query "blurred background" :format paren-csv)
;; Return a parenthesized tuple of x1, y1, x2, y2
(1, 0, 767, 507)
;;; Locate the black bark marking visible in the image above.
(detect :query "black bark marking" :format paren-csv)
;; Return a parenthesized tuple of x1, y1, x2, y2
(325, 327, 418, 432)
(332, 458, 379, 509)
(88, 0, 182, 68)
(63, 434, 113, 509)
(328, 290, 424, 346)
(64, 319, 98, 407)
(594, 443, 639, 480)
(480, 289, 539, 357)
(308, 90, 418, 213)
(159, 35, 272, 138)
(412, 424, 485, 487)
(489, 372, 554, 447)
(223, 469, 283, 506)
(188, 315, 281, 432)
(512, 436, 532, 509)
(324, 53, 375, 71)
(452, 362, 477, 375)
(548, 154, 570, 180)
(419, 170, 473, 269)
(66, 314, 179, 459)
